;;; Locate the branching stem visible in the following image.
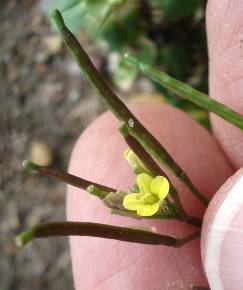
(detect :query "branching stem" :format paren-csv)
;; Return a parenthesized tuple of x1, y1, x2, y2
(118, 122, 202, 228)
(51, 9, 208, 206)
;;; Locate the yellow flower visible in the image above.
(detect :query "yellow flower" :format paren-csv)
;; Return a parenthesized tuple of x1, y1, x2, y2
(123, 173, 170, 216)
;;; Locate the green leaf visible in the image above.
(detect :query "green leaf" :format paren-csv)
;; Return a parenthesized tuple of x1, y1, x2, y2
(137, 37, 157, 65)
(48, 0, 80, 12)
(108, 53, 138, 91)
(154, 0, 198, 21)
(102, 1, 142, 50)
(161, 43, 191, 79)
(86, 0, 127, 21)
(109, 37, 157, 91)
(48, 0, 85, 33)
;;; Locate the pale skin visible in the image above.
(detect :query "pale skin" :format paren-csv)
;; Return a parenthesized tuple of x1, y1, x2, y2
(67, 1, 243, 289)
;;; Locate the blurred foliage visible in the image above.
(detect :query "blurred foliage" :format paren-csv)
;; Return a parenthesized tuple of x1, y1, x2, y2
(48, 0, 210, 129)
(154, 0, 198, 21)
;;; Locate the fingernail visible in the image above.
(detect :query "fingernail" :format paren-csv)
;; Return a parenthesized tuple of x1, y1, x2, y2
(203, 174, 243, 290)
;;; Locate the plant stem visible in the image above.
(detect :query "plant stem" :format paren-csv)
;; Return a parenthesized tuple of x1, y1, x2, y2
(23, 160, 201, 225)
(22, 160, 178, 221)
(125, 53, 243, 131)
(16, 221, 200, 247)
(86, 185, 109, 199)
(16, 229, 34, 247)
(23, 160, 115, 197)
(119, 122, 202, 228)
(52, 9, 208, 206)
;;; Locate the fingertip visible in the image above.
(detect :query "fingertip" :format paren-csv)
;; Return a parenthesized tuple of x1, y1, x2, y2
(67, 102, 232, 290)
(201, 168, 243, 290)
(206, 0, 243, 168)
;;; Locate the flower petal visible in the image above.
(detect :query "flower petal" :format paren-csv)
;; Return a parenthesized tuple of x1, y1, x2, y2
(123, 193, 142, 210)
(136, 173, 153, 193)
(141, 193, 158, 205)
(136, 203, 160, 217)
(151, 176, 170, 200)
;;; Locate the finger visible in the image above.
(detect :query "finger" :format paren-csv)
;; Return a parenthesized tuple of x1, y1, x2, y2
(201, 167, 243, 290)
(67, 102, 233, 290)
(206, 0, 243, 168)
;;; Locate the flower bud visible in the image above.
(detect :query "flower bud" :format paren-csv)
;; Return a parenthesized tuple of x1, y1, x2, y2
(103, 191, 127, 210)
(124, 148, 148, 174)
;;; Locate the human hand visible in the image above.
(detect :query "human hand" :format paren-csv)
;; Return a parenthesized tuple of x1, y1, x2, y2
(67, 1, 243, 289)
(201, 1, 243, 289)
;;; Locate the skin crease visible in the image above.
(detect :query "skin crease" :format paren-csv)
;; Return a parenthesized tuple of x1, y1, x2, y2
(67, 0, 243, 289)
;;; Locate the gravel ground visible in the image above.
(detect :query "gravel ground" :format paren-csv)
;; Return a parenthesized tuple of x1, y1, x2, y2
(0, 1, 108, 289)
(0, 1, 156, 289)
(0, 2, 211, 289)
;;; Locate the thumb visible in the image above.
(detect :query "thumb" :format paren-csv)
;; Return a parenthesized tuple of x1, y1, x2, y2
(207, 0, 243, 168)
(201, 168, 243, 290)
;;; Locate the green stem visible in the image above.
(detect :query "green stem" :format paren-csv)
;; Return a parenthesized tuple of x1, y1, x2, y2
(119, 122, 202, 228)
(23, 160, 180, 221)
(16, 221, 200, 247)
(87, 185, 110, 199)
(51, 9, 208, 206)
(125, 53, 243, 131)
(16, 229, 34, 247)
(23, 160, 115, 198)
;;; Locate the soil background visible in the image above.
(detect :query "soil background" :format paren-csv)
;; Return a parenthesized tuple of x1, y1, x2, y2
(0, 1, 211, 289)
(0, 1, 114, 289)
(0, 1, 155, 288)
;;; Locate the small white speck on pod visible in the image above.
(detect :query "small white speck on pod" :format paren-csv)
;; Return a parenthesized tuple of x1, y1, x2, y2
(128, 118, 134, 127)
